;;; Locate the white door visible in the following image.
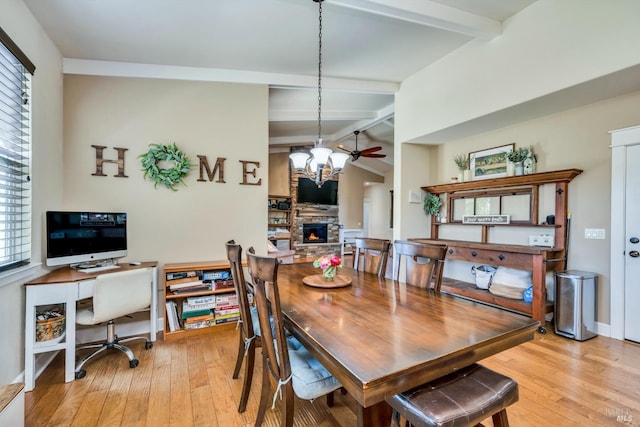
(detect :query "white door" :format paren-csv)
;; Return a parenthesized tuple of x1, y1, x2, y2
(624, 144, 640, 343)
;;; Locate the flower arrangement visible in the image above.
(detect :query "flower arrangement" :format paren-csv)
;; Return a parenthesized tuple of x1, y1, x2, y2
(313, 254, 343, 281)
(506, 147, 529, 163)
(453, 153, 469, 171)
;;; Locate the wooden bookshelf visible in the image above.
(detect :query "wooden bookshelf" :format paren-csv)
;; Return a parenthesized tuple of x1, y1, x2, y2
(162, 260, 237, 341)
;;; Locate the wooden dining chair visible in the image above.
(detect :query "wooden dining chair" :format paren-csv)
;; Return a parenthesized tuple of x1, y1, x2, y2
(353, 237, 391, 277)
(387, 241, 519, 427)
(246, 248, 342, 427)
(392, 240, 447, 292)
(225, 240, 261, 413)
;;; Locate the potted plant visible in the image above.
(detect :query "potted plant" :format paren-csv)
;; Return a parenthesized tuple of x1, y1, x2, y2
(506, 148, 529, 175)
(423, 193, 442, 217)
(453, 153, 470, 181)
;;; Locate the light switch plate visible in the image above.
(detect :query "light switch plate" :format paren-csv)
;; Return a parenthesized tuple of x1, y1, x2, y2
(585, 228, 606, 239)
(409, 191, 421, 204)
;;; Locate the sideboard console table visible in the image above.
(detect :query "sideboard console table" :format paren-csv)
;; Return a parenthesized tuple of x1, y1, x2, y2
(418, 169, 583, 333)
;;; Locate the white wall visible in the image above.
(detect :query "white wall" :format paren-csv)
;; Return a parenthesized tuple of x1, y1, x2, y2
(396, 0, 640, 143)
(363, 170, 393, 240)
(394, 143, 437, 240)
(338, 163, 383, 229)
(0, 0, 64, 385)
(63, 75, 269, 264)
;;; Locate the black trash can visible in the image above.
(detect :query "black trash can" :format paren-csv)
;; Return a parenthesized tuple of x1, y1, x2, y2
(554, 270, 598, 341)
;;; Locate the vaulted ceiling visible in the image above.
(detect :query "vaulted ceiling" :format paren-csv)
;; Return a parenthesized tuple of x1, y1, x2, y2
(24, 0, 538, 175)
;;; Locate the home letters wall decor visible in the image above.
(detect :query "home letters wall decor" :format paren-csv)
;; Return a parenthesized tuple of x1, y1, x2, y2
(90, 145, 262, 187)
(91, 145, 128, 178)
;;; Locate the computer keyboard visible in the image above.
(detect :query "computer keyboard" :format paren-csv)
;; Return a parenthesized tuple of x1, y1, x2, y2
(77, 265, 121, 273)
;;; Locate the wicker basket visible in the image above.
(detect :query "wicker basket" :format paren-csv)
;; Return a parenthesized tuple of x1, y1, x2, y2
(36, 313, 66, 342)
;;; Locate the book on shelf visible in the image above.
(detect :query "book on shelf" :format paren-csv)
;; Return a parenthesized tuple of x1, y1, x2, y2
(182, 308, 213, 319)
(215, 306, 240, 316)
(184, 312, 214, 323)
(187, 295, 215, 305)
(212, 279, 234, 291)
(215, 316, 240, 325)
(183, 299, 215, 313)
(215, 294, 239, 304)
(165, 276, 203, 286)
(183, 301, 215, 311)
(184, 319, 215, 330)
(165, 301, 179, 332)
(169, 280, 204, 290)
(166, 270, 199, 281)
(202, 270, 231, 281)
(171, 284, 212, 295)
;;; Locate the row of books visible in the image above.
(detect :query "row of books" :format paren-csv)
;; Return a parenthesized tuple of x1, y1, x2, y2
(165, 269, 231, 282)
(165, 294, 241, 332)
(166, 270, 235, 295)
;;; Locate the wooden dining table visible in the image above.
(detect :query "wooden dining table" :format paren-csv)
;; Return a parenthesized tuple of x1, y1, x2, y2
(276, 262, 539, 427)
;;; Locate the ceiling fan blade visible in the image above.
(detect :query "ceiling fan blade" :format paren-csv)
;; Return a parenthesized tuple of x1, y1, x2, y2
(337, 145, 352, 153)
(359, 146, 383, 154)
(361, 153, 387, 158)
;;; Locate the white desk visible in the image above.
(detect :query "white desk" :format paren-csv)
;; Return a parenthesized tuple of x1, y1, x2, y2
(23, 262, 158, 392)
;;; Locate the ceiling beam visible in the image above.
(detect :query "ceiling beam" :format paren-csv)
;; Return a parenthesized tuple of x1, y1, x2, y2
(326, 0, 502, 40)
(63, 59, 398, 94)
(269, 110, 379, 121)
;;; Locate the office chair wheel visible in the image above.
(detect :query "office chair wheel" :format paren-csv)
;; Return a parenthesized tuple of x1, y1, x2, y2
(75, 370, 86, 379)
(145, 341, 153, 350)
(538, 326, 547, 334)
(129, 359, 139, 368)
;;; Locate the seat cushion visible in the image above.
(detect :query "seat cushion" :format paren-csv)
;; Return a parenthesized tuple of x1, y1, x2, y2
(387, 364, 518, 427)
(286, 337, 341, 401)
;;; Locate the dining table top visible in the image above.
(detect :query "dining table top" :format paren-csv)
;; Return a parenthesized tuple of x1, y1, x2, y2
(276, 262, 540, 413)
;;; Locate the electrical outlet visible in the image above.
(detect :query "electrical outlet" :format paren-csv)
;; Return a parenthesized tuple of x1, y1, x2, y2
(584, 228, 606, 240)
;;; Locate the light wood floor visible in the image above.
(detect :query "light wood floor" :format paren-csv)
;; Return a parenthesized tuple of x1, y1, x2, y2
(25, 325, 640, 426)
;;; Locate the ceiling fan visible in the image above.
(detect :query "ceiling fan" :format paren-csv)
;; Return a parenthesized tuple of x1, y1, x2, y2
(338, 130, 386, 161)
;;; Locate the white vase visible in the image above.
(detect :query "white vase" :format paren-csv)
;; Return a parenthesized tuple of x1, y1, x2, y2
(506, 161, 515, 177)
(515, 162, 524, 176)
(458, 172, 464, 182)
(463, 169, 471, 182)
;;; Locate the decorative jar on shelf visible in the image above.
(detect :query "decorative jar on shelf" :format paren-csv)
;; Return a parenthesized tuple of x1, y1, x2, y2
(515, 162, 524, 176)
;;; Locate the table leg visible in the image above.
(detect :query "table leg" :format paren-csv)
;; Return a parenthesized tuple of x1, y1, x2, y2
(358, 400, 393, 427)
(24, 291, 36, 392)
(531, 255, 546, 325)
(65, 283, 77, 383)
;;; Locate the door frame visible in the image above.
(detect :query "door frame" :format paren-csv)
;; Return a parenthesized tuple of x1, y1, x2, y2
(610, 124, 640, 340)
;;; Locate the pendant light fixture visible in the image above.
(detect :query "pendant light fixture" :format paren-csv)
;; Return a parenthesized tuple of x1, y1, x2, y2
(289, 0, 350, 187)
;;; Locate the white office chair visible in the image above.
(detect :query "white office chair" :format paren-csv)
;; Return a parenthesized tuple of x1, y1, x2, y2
(75, 267, 153, 379)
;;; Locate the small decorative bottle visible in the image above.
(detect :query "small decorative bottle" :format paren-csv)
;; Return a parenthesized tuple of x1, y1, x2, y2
(524, 146, 537, 175)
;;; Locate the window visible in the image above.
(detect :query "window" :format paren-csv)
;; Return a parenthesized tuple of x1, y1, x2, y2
(449, 188, 534, 224)
(0, 27, 35, 272)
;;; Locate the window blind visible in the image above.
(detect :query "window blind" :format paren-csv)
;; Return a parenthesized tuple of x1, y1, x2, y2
(0, 28, 33, 271)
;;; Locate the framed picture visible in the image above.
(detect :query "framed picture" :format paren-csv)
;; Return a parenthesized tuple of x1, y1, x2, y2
(469, 143, 514, 180)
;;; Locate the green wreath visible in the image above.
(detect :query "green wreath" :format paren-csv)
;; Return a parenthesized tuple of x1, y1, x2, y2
(139, 143, 192, 191)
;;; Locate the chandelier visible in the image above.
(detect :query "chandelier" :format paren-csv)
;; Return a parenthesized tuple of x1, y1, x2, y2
(289, 0, 350, 188)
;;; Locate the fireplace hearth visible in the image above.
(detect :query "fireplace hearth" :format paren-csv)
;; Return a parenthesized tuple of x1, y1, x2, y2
(302, 223, 328, 244)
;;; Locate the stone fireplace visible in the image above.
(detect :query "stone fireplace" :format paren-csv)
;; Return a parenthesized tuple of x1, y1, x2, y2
(290, 167, 342, 259)
(302, 223, 328, 243)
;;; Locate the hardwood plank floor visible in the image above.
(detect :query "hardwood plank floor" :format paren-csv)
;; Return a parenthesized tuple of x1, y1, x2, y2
(25, 326, 640, 426)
